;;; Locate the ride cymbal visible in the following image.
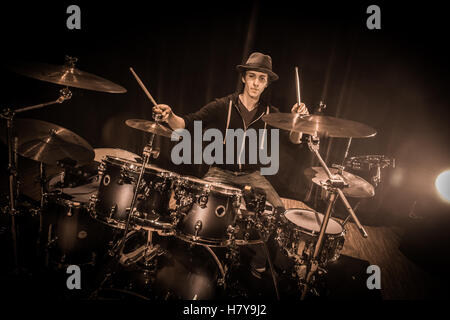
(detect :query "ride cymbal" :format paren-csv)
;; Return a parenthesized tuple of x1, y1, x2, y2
(262, 113, 377, 138)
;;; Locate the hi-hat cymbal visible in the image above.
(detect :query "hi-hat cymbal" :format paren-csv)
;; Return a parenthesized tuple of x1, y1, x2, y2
(2, 119, 95, 165)
(304, 167, 375, 198)
(262, 113, 377, 138)
(125, 119, 178, 139)
(8, 61, 127, 93)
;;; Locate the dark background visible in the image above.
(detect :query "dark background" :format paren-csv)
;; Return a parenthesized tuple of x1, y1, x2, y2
(1, 1, 449, 224)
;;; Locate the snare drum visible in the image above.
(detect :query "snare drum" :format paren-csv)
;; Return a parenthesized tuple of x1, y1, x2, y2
(173, 176, 242, 246)
(89, 156, 177, 230)
(277, 208, 345, 266)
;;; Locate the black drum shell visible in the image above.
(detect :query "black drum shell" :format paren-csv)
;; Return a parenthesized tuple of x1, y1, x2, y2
(177, 188, 240, 245)
(94, 157, 174, 229)
(42, 199, 113, 266)
(98, 235, 219, 300)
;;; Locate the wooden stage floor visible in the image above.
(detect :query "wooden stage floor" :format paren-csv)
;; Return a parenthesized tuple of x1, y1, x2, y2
(281, 198, 449, 300)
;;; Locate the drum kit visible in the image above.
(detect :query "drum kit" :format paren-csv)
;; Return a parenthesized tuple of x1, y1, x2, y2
(1, 57, 395, 300)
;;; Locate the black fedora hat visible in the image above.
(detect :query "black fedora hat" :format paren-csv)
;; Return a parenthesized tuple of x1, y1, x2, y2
(236, 52, 279, 81)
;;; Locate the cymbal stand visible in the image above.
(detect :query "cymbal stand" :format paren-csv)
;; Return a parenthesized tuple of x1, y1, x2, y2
(300, 135, 368, 300)
(36, 161, 49, 263)
(115, 113, 161, 261)
(341, 137, 352, 166)
(0, 88, 72, 271)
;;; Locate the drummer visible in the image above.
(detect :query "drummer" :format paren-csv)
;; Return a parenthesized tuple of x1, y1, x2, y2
(154, 52, 309, 207)
(153, 52, 309, 276)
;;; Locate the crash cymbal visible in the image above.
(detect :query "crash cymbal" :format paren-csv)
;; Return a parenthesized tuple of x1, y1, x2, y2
(8, 60, 127, 93)
(262, 113, 377, 138)
(125, 119, 177, 138)
(304, 167, 375, 198)
(2, 119, 95, 165)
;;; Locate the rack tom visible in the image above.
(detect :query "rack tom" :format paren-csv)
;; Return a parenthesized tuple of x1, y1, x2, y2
(173, 176, 242, 246)
(89, 156, 177, 230)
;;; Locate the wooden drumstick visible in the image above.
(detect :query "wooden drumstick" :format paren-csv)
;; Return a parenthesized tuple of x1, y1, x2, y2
(295, 66, 301, 109)
(129, 67, 158, 106)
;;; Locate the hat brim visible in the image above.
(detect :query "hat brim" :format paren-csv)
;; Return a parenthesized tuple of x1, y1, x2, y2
(236, 65, 279, 81)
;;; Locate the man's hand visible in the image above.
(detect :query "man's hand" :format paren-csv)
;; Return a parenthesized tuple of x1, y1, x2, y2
(289, 102, 309, 144)
(152, 104, 185, 130)
(152, 104, 172, 122)
(291, 102, 309, 115)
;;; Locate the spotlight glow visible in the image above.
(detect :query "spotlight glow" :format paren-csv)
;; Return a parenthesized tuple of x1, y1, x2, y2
(435, 170, 450, 203)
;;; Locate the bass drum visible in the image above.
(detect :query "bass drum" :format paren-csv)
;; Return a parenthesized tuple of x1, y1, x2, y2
(95, 235, 220, 300)
(42, 193, 114, 269)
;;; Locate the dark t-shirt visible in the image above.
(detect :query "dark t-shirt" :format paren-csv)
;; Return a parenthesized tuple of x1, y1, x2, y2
(236, 96, 259, 127)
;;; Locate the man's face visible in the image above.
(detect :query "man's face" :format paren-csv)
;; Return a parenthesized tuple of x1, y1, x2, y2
(242, 70, 269, 100)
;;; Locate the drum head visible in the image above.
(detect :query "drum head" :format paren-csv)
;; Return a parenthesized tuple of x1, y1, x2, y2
(48, 172, 99, 203)
(284, 209, 343, 235)
(104, 156, 176, 177)
(94, 148, 141, 163)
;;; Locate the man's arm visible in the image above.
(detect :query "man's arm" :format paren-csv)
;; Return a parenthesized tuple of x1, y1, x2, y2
(153, 98, 224, 131)
(153, 104, 185, 130)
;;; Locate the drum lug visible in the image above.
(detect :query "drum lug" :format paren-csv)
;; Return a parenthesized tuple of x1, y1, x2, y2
(196, 188, 210, 208)
(67, 205, 73, 217)
(226, 224, 238, 243)
(46, 236, 58, 249)
(153, 181, 166, 192)
(98, 162, 106, 176)
(198, 195, 209, 208)
(88, 194, 98, 219)
(109, 204, 118, 219)
(119, 167, 136, 184)
(175, 187, 193, 208)
(194, 220, 202, 238)
(137, 191, 147, 202)
(232, 195, 241, 209)
(29, 207, 42, 217)
(170, 211, 179, 224)
(138, 179, 147, 190)
(226, 224, 236, 236)
(275, 227, 285, 245)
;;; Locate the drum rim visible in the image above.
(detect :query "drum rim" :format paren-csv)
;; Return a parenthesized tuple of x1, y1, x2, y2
(45, 193, 89, 208)
(283, 208, 343, 235)
(103, 155, 178, 177)
(175, 176, 242, 195)
(91, 213, 127, 229)
(175, 232, 233, 247)
(131, 214, 175, 231)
